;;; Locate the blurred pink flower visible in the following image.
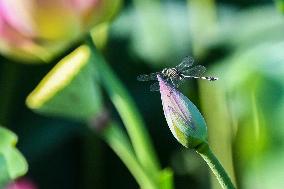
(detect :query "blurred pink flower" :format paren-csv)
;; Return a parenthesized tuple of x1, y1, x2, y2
(158, 75, 208, 148)
(0, 0, 121, 63)
(6, 178, 37, 189)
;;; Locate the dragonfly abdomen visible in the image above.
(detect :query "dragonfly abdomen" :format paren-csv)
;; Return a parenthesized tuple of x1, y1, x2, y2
(182, 75, 218, 81)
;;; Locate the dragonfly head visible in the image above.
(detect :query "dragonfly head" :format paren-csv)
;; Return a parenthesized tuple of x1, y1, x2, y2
(161, 68, 167, 75)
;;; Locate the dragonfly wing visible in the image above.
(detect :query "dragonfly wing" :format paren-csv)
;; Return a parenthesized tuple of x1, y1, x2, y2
(150, 82, 160, 91)
(137, 72, 159, 81)
(182, 65, 206, 77)
(170, 77, 182, 88)
(176, 56, 194, 71)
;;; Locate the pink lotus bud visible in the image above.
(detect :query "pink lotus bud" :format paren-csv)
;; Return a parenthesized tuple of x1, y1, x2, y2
(158, 75, 208, 148)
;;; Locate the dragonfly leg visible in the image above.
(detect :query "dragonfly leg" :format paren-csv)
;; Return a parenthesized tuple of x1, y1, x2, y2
(167, 78, 177, 97)
(170, 78, 176, 88)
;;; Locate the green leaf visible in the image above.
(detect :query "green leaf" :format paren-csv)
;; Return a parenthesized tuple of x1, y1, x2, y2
(0, 127, 17, 147)
(0, 126, 28, 188)
(0, 154, 10, 187)
(26, 45, 103, 121)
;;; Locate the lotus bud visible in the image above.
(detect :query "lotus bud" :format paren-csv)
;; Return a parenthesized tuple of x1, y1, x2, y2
(158, 75, 208, 148)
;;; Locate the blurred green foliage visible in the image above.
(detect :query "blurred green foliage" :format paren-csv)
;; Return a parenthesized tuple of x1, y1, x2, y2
(0, 0, 284, 189)
(0, 126, 28, 188)
(275, 0, 284, 12)
(199, 5, 284, 189)
(26, 45, 102, 121)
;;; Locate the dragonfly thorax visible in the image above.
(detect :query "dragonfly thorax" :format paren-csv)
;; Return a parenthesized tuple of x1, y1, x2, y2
(162, 68, 181, 79)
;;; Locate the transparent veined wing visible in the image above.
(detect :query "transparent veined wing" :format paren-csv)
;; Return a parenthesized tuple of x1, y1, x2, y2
(170, 77, 183, 88)
(149, 82, 160, 91)
(175, 56, 194, 71)
(150, 78, 181, 92)
(182, 65, 206, 77)
(137, 72, 160, 81)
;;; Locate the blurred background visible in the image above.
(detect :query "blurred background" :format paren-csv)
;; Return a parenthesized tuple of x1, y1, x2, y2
(0, 0, 284, 188)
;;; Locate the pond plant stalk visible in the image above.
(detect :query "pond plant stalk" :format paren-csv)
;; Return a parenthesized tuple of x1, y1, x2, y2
(85, 34, 170, 188)
(88, 111, 158, 189)
(196, 143, 235, 189)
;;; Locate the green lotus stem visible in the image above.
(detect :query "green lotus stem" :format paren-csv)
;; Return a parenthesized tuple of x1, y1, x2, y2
(196, 143, 236, 189)
(97, 122, 158, 189)
(86, 34, 160, 177)
(0, 154, 11, 188)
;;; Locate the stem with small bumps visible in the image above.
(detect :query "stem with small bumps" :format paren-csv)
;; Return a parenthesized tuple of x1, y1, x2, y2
(196, 143, 236, 189)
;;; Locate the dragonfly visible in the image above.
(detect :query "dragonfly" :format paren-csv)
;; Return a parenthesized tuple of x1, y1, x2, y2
(137, 56, 218, 91)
